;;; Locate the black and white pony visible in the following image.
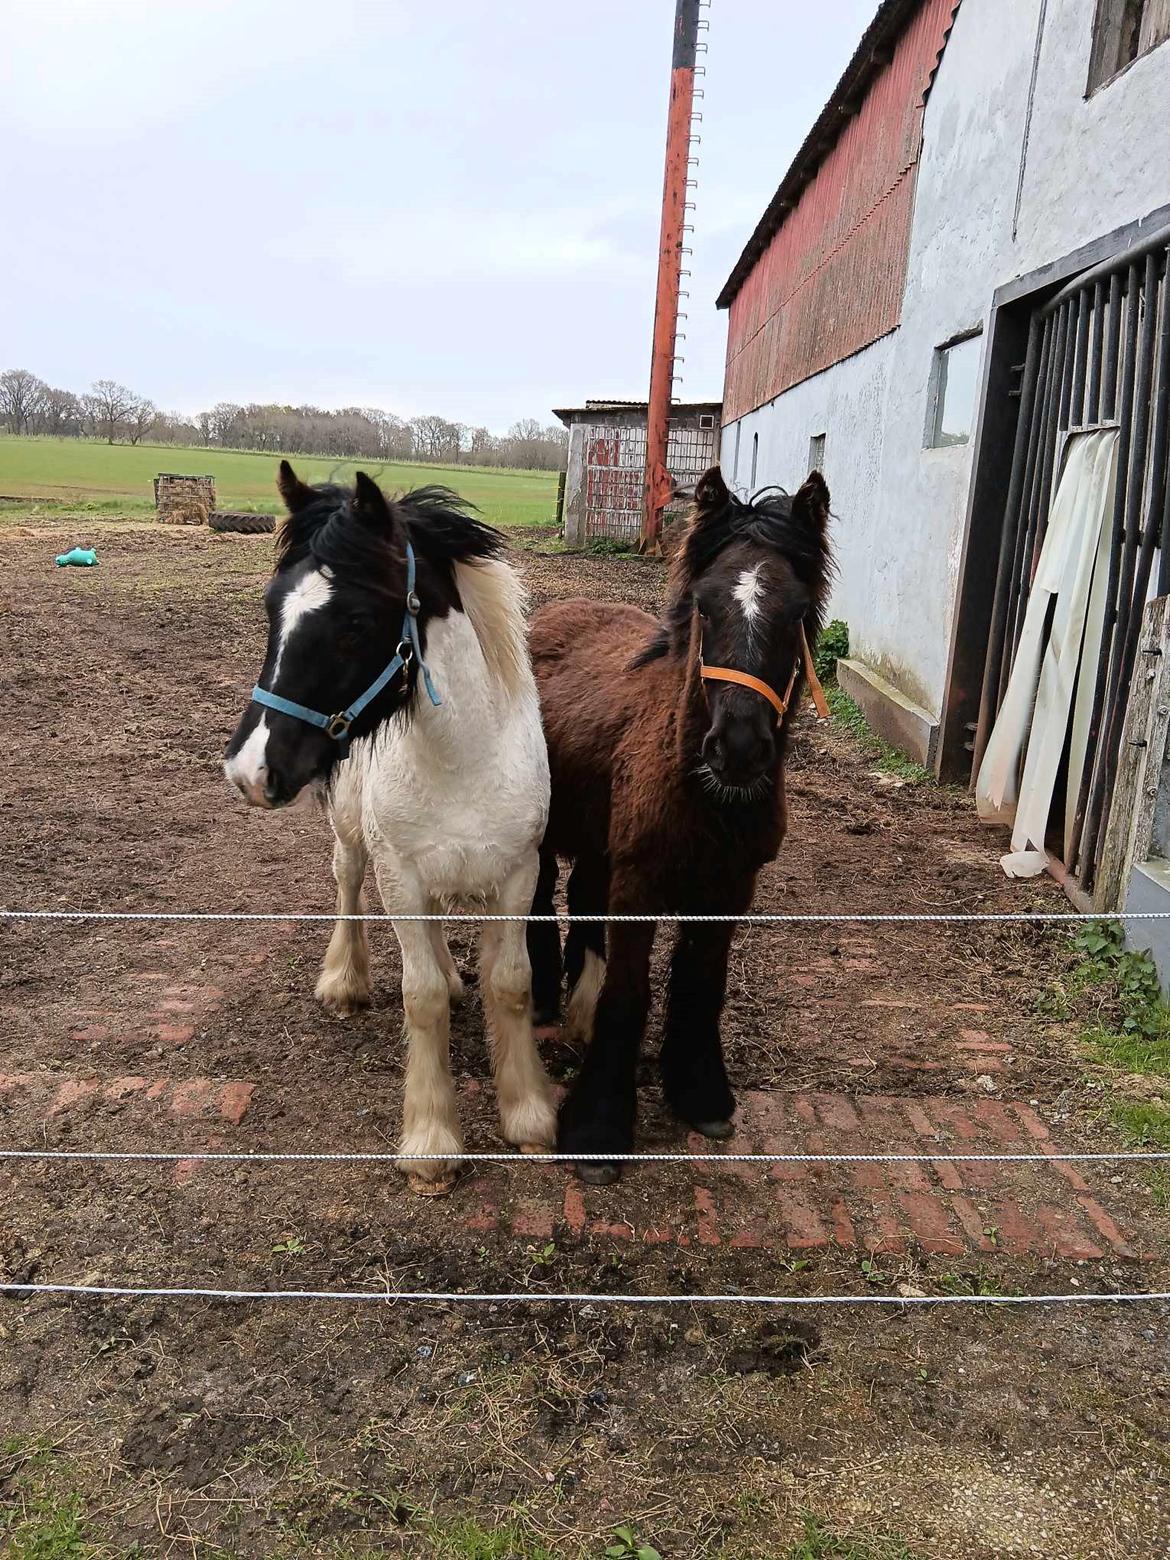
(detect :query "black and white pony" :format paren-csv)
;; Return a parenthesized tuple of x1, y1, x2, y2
(224, 463, 556, 1192)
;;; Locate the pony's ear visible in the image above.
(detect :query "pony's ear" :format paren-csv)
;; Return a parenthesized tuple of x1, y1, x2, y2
(351, 471, 394, 529)
(792, 470, 830, 534)
(277, 460, 317, 513)
(693, 465, 731, 516)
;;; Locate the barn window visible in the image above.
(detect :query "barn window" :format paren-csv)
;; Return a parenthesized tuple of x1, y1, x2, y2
(926, 331, 982, 449)
(808, 433, 826, 474)
(750, 432, 759, 488)
(698, 413, 715, 430)
(1087, 0, 1170, 92)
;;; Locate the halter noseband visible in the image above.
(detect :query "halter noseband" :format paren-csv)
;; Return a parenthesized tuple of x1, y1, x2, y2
(250, 540, 441, 758)
(700, 624, 830, 723)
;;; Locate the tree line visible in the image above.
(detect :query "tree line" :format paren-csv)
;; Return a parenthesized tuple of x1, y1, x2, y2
(0, 367, 568, 472)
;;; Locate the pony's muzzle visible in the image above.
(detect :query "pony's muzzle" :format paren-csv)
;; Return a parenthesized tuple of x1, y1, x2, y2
(701, 716, 775, 786)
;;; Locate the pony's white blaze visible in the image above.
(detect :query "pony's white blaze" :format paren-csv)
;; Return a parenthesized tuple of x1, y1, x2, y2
(224, 715, 270, 800)
(733, 565, 764, 628)
(274, 568, 333, 675)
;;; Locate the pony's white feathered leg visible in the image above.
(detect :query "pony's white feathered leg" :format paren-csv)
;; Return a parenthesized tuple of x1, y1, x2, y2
(316, 822, 372, 1017)
(479, 859, 557, 1154)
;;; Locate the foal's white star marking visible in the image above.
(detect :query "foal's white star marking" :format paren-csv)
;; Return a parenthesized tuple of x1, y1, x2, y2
(733, 565, 764, 642)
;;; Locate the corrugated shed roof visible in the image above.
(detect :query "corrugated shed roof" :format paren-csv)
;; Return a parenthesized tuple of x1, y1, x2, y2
(716, 0, 960, 309)
(552, 399, 722, 424)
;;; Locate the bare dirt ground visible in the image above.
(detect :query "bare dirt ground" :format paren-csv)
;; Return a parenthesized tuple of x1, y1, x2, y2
(1, 513, 1168, 1558)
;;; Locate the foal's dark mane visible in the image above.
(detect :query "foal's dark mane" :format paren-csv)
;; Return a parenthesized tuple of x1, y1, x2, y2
(274, 481, 505, 589)
(632, 483, 832, 668)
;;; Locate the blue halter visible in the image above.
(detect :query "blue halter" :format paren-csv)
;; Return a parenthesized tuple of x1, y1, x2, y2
(250, 540, 440, 757)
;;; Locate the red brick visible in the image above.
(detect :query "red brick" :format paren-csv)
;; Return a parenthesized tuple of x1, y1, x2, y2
(902, 1101, 963, 1190)
(158, 999, 196, 1015)
(217, 1082, 253, 1124)
(589, 1218, 636, 1240)
(1074, 1195, 1139, 1260)
(462, 1176, 499, 1234)
(172, 1158, 200, 1188)
(728, 1228, 765, 1248)
(693, 1186, 720, 1246)
(956, 1036, 1012, 1053)
(155, 1023, 195, 1047)
(827, 1195, 856, 1247)
(170, 1080, 215, 1117)
(954, 1003, 992, 1013)
(104, 1076, 148, 1100)
(951, 1195, 996, 1251)
(1034, 1204, 1103, 1262)
(987, 1198, 1042, 1254)
(511, 1203, 555, 1240)
(897, 1191, 963, 1256)
(774, 1190, 829, 1250)
(0, 1073, 39, 1094)
(51, 1078, 99, 1113)
(70, 1024, 111, 1043)
(563, 1182, 586, 1235)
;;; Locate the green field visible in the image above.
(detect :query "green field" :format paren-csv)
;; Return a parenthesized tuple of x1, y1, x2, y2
(0, 437, 560, 527)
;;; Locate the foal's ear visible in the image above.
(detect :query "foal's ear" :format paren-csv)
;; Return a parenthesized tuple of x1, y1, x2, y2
(792, 470, 830, 533)
(693, 465, 732, 516)
(351, 471, 394, 529)
(277, 460, 317, 514)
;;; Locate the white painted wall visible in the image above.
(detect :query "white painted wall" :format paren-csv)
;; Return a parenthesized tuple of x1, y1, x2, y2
(724, 0, 1170, 719)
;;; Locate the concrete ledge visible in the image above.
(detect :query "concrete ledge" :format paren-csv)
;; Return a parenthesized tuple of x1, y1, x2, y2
(1124, 858, 1170, 993)
(836, 658, 939, 769)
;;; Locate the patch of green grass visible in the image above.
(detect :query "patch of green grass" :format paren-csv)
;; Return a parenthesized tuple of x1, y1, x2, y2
(814, 618, 849, 683)
(1110, 1099, 1170, 1150)
(0, 1437, 103, 1559)
(0, 436, 559, 527)
(786, 1513, 916, 1560)
(825, 687, 931, 783)
(427, 1516, 558, 1559)
(583, 535, 635, 557)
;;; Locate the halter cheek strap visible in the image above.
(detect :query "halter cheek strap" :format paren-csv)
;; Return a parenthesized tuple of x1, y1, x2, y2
(700, 625, 830, 723)
(250, 540, 441, 758)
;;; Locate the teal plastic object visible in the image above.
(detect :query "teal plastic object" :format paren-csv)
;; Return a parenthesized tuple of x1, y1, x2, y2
(55, 547, 99, 567)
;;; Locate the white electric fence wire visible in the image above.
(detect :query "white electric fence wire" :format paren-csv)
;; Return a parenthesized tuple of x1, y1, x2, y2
(3, 1281, 1168, 1309)
(2, 1148, 1169, 1165)
(3, 909, 1170, 923)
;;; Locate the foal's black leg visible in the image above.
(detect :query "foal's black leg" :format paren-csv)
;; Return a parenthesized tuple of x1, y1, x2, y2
(557, 910, 655, 1185)
(563, 854, 609, 1016)
(659, 921, 737, 1139)
(527, 846, 562, 1029)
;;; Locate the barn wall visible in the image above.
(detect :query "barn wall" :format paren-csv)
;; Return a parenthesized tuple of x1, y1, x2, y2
(724, 0, 1170, 729)
(722, 0, 959, 424)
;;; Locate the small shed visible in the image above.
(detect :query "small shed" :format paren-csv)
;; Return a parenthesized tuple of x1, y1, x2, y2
(553, 399, 721, 546)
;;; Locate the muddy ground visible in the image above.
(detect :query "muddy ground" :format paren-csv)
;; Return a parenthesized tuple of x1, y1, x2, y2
(0, 512, 1168, 1558)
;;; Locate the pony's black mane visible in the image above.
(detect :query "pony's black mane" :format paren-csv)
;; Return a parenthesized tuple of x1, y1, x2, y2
(632, 484, 832, 667)
(274, 481, 505, 589)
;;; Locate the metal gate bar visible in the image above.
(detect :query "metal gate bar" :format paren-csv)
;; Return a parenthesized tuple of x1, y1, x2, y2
(976, 221, 1170, 899)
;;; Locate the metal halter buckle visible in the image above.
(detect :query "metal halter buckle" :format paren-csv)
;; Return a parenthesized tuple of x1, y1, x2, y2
(397, 638, 415, 664)
(326, 712, 353, 741)
(406, 590, 421, 615)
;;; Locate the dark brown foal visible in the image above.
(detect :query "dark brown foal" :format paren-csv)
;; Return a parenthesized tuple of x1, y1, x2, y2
(527, 466, 832, 1180)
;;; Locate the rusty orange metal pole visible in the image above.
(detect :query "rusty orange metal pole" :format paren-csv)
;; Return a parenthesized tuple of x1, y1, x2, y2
(640, 0, 700, 552)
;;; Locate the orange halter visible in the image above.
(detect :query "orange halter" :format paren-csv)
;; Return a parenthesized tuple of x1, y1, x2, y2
(700, 625, 830, 723)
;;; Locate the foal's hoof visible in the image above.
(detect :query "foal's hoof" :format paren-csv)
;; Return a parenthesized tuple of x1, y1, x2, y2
(407, 1171, 457, 1197)
(575, 1160, 621, 1186)
(519, 1142, 551, 1157)
(690, 1118, 735, 1141)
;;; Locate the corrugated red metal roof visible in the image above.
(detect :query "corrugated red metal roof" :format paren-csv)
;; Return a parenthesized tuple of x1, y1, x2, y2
(716, 0, 961, 310)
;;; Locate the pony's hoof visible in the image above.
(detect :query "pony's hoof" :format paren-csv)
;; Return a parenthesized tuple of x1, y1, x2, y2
(407, 1171, 456, 1197)
(519, 1142, 551, 1157)
(691, 1118, 735, 1141)
(315, 977, 372, 1017)
(575, 1160, 621, 1186)
(532, 1023, 561, 1043)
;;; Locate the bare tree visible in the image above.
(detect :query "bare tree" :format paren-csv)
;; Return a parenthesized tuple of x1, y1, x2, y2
(0, 369, 47, 434)
(125, 394, 157, 446)
(85, 379, 136, 444)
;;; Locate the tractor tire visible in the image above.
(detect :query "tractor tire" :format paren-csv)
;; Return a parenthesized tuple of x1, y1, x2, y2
(209, 510, 275, 535)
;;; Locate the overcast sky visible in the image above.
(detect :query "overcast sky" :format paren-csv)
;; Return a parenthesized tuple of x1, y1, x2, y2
(2, 0, 875, 432)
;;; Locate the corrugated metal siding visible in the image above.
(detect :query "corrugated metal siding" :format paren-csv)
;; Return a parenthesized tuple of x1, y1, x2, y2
(723, 0, 958, 423)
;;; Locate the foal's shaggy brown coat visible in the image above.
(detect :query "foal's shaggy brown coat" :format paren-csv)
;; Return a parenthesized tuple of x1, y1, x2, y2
(528, 466, 832, 1179)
